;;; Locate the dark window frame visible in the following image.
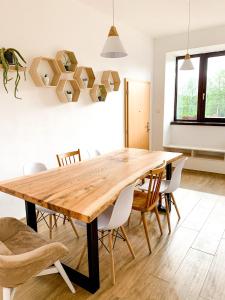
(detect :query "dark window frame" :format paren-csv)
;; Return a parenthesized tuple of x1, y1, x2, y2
(174, 50, 225, 125)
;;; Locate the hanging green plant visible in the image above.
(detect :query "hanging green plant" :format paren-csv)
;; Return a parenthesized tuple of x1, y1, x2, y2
(0, 48, 26, 99)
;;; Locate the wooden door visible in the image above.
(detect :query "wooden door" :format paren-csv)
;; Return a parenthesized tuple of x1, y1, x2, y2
(125, 79, 150, 149)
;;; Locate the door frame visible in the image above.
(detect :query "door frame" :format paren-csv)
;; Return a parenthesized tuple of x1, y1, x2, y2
(124, 78, 151, 150)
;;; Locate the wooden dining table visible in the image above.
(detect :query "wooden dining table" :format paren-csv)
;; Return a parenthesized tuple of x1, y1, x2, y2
(0, 148, 182, 293)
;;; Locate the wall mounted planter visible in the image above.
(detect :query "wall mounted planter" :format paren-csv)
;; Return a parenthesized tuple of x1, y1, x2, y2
(74, 67, 95, 89)
(56, 79, 80, 102)
(90, 84, 107, 102)
(101, 71, 120, 92)
(56, 50, 78, 73)
(29, 57, 61, 87)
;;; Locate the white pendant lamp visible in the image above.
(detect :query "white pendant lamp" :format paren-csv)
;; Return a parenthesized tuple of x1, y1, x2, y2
(101, 0, 127, 58)
(180, 0, 194, 70)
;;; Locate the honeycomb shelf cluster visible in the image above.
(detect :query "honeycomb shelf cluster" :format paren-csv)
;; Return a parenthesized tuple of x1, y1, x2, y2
(29, 50, 120, 103)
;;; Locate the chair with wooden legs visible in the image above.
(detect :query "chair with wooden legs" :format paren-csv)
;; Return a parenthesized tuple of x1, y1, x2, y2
(56, 149, 81, 167)
(0, 217, 75, 300)
(23, 163, 58, 239)
(132, 162, 166, 254)
(76, 182, 136, 285)
(56, 149, 81, 237)
(87, 148, 101, 159)
(139, 157, 187, 234)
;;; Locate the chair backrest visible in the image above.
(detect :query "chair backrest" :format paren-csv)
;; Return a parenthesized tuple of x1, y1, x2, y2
(56, 149, 81, 167)
(107, 182, 136, 230)
(23, 162, 47, 175)
(165, 157, 187, 193)
(86, 148, 101, 159)
(145, 161, 166, 209)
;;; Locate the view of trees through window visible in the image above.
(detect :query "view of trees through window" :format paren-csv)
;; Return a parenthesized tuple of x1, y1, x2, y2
(177, 57, 199, 120)
(175, 51, 225, 122)
(205, 56, 225, 118)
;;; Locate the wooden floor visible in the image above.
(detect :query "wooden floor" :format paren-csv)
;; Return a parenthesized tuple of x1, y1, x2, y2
(2, 170, 225, 300)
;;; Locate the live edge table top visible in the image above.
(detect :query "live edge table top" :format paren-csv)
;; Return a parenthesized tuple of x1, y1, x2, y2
(0, 149, 183, 223)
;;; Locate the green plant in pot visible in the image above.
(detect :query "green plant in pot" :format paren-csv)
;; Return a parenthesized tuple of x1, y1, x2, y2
(0, 48, 26, 99)
(63, 55, 71, 72)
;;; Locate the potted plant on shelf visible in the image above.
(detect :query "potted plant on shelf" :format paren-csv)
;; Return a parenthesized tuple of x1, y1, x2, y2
(42, 74, 50, 86)
(63, 55, 71, 72)
(0, 48, 26, 99)
(65, 90, 73, 102)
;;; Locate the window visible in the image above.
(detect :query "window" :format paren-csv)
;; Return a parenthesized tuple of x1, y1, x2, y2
(174, 51, 225, 124)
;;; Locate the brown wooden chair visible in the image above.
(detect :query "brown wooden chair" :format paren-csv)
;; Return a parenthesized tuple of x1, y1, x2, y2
(56, 149, 81, 238)
(56, 149, 81, 167)
(132, 161, 166, 254)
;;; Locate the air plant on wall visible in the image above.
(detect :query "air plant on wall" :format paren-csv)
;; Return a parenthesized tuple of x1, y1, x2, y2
(0, 48, 26, 99)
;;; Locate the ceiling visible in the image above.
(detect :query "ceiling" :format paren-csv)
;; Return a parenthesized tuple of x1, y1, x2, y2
(79, 0, 225, 37)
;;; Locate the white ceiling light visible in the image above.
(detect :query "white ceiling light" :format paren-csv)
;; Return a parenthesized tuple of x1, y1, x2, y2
(180, 0, 194, 70)
(101, 0, 127, 58)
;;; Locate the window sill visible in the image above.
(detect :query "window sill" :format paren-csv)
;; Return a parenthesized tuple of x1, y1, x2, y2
(171, 121, 225, 127)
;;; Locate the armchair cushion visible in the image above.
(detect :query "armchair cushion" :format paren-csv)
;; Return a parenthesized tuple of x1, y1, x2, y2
(0, 218, 68, 288)
(0, 242, 12, 256)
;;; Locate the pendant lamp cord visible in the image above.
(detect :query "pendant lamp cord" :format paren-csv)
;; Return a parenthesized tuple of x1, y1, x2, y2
(187, 0, 191, 52)
(112, 0, 115, 26)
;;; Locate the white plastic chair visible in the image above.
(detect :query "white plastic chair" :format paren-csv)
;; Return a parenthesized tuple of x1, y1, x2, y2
(77, 182, 136, 285)
(87, 148, 101, 159)
(23, 162, 79, 239)
(139, 157, 187, 233)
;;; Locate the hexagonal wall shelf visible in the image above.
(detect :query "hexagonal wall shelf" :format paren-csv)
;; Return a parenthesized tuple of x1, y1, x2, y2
(74, 67, 95, 89)
(101, 71, 120, 92)
(90, 84, 107, 102)
(56, 79, 80, 102)
(56, 50, 78, 73)
(29, 57, 61, 87)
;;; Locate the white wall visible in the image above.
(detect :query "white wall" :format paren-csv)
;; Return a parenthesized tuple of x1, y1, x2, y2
(0, 0, 153, 218)
(153, 25, 225, 173)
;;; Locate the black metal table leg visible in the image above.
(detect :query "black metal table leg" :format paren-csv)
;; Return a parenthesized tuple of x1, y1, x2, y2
(158, 163, 172, 213)
(165, 163, 172, 212)
(87, 218, 100, 291)
(25, 201, 37, 231)
(62, 218, 100, 293)
(25, 202, 100, 293)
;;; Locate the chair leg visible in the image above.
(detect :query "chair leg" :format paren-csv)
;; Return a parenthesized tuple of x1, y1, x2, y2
(120, 226, 135, 259)
(171, 193, 181, 220)
(76, 244, 86, 270)
(63, 215, 67, 224)
(54, 260, 76, 294)
(154, 206, 163, 236)
(100, 230, 104, 248)
(159, 193, 162, 206)
(3, 288, 13, 300)
(141, 212, 152, 254)
(68, 217, 79, 238)
(139, 214, 142, 225)
(53, 214, 57, 227)
(165, 196, 171, 234)
(49, 215, 53, 239)
(127, 213, 131, 227)
(108, 230, 116, 285)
